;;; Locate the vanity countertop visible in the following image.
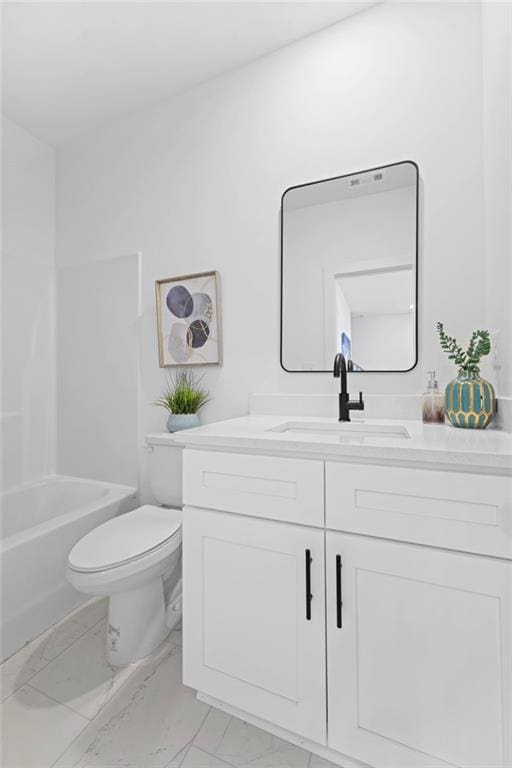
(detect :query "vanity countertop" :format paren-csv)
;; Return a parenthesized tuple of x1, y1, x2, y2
(149, 415, 512, 474)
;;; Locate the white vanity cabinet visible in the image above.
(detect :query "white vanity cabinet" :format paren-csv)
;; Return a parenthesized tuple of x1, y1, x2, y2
(182, 506, 327, 744)
(326, 532, 511, 768)
(326, 461, 512, 559)
(182, 448, 512, 768)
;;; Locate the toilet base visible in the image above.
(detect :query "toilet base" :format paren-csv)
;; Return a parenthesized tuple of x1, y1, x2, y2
(106, 577, 170, 665)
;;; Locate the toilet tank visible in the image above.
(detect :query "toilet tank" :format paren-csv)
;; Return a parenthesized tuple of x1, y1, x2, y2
(146, 434, 183, 508)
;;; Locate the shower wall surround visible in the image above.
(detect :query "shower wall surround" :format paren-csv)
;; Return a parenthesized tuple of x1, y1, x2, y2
(1, 118, 140, 491)
(1, 117, 56, 491)
(53, 3, 511, 498)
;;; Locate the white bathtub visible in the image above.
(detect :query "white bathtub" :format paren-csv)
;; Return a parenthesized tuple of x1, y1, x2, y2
(1, 475, 138, 660)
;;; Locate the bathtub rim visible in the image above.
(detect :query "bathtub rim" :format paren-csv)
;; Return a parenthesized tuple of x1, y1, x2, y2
(1, 474, 138, 553)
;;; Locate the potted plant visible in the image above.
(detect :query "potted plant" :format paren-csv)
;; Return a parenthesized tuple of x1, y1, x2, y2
(436, 323, 495, 429)
(154, 371, 210, 432)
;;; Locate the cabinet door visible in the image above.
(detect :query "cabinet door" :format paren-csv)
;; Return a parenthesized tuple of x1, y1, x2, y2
(326, 532, 512, 768)
(183, 506, 326, 744)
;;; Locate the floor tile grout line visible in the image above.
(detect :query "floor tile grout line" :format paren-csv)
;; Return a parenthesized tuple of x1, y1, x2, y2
(166, 736, 195, 768)
(49, 711, 92, 768)
(216, 710, 232, 749)
(176, 704, 212, 765)
(30, 636, 180, 726)
(27, 633, 158, 724)
(190, 707, 314, 768)
(193, 707, 232, 756)
(46, 662, 121, 768)
(189, 709, 240, 768)
(49, 697, 131, 768)
(175, 741, 193, 768)
(47, 643, 189, 768)
(3, 628, 289, 768)
(162, 703, 212, 768)
(1, 602, 108, 703)
(193, 703, 212, 740)
(1, 619, 104, 706)
(191, 745, 235, 768)
(24, 682, 92, 722)
(24, 680, 94, 722)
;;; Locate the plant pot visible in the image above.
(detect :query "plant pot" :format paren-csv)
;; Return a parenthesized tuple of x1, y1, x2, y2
(166, 413, 201, 433)
(445, 371, 495, 429)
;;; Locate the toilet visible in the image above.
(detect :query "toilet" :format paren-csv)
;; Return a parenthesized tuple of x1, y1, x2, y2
(67, 436, 183, 666)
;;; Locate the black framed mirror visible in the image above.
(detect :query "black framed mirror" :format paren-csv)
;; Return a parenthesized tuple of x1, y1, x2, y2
(280, 161, 419, 373)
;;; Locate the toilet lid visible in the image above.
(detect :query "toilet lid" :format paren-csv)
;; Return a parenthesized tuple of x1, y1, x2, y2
(68, 505, 182, 572)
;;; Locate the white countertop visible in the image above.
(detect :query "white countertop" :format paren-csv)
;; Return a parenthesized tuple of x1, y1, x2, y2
(148, 415, 512, 474)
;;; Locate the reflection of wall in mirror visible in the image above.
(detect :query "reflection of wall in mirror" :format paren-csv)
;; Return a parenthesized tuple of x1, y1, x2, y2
(351, 312, 414, 370)
(283, 182, 416, 371)
(335, 264, 415, 370)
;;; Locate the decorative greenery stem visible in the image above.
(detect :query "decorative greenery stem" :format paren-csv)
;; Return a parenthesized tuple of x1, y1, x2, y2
(436, 322, 491, 375)
(154, 371, 210, 414)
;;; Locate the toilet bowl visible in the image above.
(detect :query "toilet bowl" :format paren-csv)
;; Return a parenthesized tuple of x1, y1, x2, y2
(67, 435, 184, 665)
(68, 505, 182, 665)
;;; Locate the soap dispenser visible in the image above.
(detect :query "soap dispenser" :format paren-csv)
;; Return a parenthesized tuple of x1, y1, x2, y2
(422, 370, 445, 424)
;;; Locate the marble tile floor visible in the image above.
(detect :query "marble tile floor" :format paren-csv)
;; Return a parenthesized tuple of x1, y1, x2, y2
(1, 599, 337, 768)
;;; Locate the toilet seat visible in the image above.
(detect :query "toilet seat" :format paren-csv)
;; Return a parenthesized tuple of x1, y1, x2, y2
(68, 505, 182, 573)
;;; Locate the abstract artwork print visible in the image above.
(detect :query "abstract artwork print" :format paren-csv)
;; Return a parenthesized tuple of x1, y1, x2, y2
(155, 271, 222, 366)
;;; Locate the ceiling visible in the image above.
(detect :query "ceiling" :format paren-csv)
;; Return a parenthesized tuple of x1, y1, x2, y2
(2, 1, 376, 147)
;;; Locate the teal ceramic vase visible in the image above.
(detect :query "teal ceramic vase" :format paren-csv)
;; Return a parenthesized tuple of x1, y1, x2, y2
(166, 413, 200, 432)
(445, 371, 495, 429)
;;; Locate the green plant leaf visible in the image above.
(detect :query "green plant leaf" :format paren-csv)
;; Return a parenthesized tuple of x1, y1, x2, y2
(436, 322, 491, 374)
(153, 370, 210, 414)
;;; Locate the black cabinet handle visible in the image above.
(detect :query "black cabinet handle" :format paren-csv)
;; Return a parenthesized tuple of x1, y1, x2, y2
(305, 549, 312, 620)
(336, 555, 343, 628)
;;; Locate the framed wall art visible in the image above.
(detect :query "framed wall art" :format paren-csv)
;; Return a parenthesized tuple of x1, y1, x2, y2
(155, 271, 222, 367)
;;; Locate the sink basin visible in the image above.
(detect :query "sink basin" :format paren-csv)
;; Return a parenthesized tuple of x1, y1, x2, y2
(268, 421, 410, 441)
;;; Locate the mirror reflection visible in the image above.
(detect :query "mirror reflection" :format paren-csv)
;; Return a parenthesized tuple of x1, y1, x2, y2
(281, 161, 418, 372)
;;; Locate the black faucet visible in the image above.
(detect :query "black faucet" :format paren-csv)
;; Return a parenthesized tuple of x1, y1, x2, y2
(333, 353, 365, 422)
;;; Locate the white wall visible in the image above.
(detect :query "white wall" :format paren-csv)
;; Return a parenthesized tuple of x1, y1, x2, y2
(1, 117, 56, 491)
(482, 1, 512, 397)
(54, 3, 510, 498)
(56, 254, 140, 487)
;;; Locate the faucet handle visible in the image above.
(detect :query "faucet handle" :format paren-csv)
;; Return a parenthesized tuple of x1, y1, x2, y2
(359, 392, 364, 407)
